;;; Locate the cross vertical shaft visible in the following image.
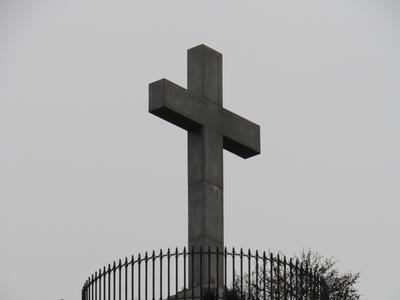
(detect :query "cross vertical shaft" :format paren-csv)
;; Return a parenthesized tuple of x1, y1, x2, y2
(187, 45, 224, 289)
(187, 45, 224, 253)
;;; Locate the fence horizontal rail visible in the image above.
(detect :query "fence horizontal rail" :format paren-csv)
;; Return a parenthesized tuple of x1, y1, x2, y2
(82, 247, 329, 300)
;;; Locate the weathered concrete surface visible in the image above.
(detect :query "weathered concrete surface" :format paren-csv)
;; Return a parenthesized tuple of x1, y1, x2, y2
(149, 44, 260, 288)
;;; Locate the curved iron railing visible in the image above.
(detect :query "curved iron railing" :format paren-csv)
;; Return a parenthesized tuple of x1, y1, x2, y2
(82, 248, 329, 300)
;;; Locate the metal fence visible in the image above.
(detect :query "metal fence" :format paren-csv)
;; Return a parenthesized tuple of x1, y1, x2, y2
(82, 248, 329, 300)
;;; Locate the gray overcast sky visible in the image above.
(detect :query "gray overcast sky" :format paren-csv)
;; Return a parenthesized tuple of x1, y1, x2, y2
(1, 1, 399, 299)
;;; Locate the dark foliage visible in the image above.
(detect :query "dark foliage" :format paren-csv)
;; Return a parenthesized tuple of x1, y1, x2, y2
(298, 250, 361, 300)
(231, 250, 361, 300)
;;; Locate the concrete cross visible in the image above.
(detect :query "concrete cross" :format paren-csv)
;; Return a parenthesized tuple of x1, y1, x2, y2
(149, 45, 260, 287)
(149, 44, 260, 251)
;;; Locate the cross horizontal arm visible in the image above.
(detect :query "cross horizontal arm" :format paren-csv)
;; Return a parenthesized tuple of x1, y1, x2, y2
(149, 79, 260, 158)
(222, 109, 260, 158)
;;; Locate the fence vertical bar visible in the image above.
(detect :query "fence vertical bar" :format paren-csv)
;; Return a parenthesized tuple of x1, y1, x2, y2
(289, 259, 293, 300)
(270, 253, 274, 300)
(295, 260, 299, 300)
(145, 253, 148, 300)
(309, 270, 313, 300)
(108, 265, 111, 300)
(316, 269, 320, 300)
(132, 256, 135, 300)
(91, 275, 94, 300)
(160, 250, 163, 300)
(306, 264, 309, 300)
(304, 267, 307, 300)
(119, 259, 122, 300)
(309, 265, 312, 299)
(167, 249, 170, 300)
(312, 269, 316, 300)
(315, 272, 318, 300)
(240, 249, 243, 300)
(319, 278, 322, 300)
(152, 251, 155, 300)
(277, 255, 280, 300)
(82, 283, 85, 300)
(82, 282, 85, 300)
(312, 268, 315, 299)
(113, 264, 117, 300)
(255, 250, 259, 300)
(224, 247, 227, 296)
(91, 276, 94, 300)
(310, 270, 314, 300)
(232, 247, 236, 295)
(263, 252, 266, 300)
(312, 268, 315, 300)
(248, 249, 251, 300)
(175, 248, 178, 298)
(299, 262, 303, 300)
(104, 267, 106, 300)
(314, 273, 318, 300)
(99, 269, 102, 300)
(306, 266, 311, 299)
(138, 255, 141, 300)
(283, 257, 287, 300)
(183, 247, 186, 300)
(310, 269, 314, 300)
(125, 258, 128, 300)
